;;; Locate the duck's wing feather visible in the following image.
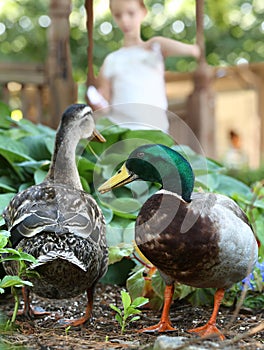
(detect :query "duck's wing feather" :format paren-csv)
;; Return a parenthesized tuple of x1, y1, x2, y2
(3, 182, 105, 247)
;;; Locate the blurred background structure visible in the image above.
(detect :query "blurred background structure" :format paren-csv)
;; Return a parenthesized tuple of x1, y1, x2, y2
(0, 0, 264, 166)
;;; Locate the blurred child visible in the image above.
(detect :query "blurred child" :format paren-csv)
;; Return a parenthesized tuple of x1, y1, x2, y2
(88, 0, 200, 132)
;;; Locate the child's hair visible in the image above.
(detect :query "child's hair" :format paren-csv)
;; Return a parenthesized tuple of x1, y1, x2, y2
(110, 0, 146, 10)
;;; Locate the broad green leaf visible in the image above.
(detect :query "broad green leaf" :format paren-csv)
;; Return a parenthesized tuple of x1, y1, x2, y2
(108, 244, 134, 265)
(122, 130, 174, 147)
(188, 288, 215, 306)
(0, 230, 10, 249)
(34, 169, 47, 184)
(0, 193, 16, 215)
(21, 135, 52, 160)
(0, 275, 33, 289)
(126, 267, 145, 301)
(110, 198, 141, 218)
(0, 103, 12, 127)
(129, 316, 140, 323)
(44, 136, 56, 155)
(115, 313, 123, 327)
(174, 284, 195, 300)
(0, 176, 16, 193)
(19, 159, 50, 170)
(121, 290, 131, 311)
(99, 205, 113, 224)
(131, 296, 149, 308)
(0, 136, 31, 161)
(109, 304, 122, 316)
(80, 176, 91, 193)
(122, 222, 135, 244)
(106, 224, 123, 247)
(126, 307, 141, 315)
(215, 175, 251, 197)
(195, 173, 220, 192)
(17, 252, 38, 263)
(151, 270, 166, 299)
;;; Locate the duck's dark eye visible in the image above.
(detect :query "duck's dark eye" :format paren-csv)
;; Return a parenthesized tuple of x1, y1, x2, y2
(137, 152, 144, 158)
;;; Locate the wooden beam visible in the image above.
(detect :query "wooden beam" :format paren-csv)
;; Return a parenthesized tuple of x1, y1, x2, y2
(0, 63, 46, 85)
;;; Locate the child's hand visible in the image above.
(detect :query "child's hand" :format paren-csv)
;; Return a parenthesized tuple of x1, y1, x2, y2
(87, 86, 109, 110)
(193, 44, 201, 59)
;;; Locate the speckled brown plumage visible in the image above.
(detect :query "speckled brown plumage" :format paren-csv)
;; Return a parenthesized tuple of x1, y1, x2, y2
(2, 104, 108, 326)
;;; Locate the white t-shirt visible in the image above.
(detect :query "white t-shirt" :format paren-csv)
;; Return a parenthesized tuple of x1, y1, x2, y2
(102, 44, 169, 132)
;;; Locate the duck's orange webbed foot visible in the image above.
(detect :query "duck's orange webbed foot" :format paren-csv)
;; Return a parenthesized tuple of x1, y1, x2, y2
(188, 322, 225, 340)
(61, 288, 93, 328)
(188, 288, 225, 341)
(138, 320, 176, 333)
(13, 287, 50, 319)
(138, 284, 176, 333)
(61, 315, 91, 328)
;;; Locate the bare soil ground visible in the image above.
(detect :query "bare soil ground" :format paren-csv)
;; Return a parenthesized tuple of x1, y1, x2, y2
(0, 284, 263, 350)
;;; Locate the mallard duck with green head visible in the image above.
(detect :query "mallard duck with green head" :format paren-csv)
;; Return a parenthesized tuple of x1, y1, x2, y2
(98, 144, 258, 339)
(3, 104, 108, 327)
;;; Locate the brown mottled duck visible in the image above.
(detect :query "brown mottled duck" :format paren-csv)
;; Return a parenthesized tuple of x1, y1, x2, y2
(3, 104, 108, 327)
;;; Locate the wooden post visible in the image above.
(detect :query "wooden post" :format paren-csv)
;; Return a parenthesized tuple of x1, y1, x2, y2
(47, 0, 77, 128)
(84, 0, 97, 106)
(186, 0, 215, 157)
(258, 77, 264, 162)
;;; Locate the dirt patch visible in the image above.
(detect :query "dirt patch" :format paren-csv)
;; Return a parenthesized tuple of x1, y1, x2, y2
(0, 284, 263, 349)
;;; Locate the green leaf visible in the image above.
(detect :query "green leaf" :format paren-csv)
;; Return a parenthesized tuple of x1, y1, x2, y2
(109, 304, 122, 316)
(0, 275, 33, 289)
(121, 290, 131, 311)
(126, 306, 141, 316)
(99, 205, 113, 224)
(0, 193, 16, 213)
(34, 168, 47, 184)
(174, 284, 195, 300)
(215, 175, 251, 197)
(80, 176, 91, 193)
(21, 135, 52, 160)
(151, 270, 166, 299)
(0, 248, 21, 256)
(0, 103, 12, 127)
(122, 130, 174, 147)
(126, 267, 145, 300)
(17, 252, 38, 263)
(0, 231, 10, 249)
(129, 316, 140, 323)
(131, 296, 149, 308)
(188, 288, 215, 306)
(115, 313, 123, 327)
(110, 198, 141, 215)
(108, 244, 134, 265)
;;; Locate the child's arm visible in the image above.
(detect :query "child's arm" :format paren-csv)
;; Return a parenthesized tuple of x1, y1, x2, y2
(97, 65, 112, 103)
(148, 37, 200, 59)
(87, 64, 111, 110)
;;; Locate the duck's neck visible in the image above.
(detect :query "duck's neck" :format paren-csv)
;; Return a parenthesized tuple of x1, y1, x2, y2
(158, 149, 194, 202)
(46, 129, 82, 189)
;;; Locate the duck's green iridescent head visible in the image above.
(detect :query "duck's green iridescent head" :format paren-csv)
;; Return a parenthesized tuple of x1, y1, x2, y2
(99, 144, 194, 202)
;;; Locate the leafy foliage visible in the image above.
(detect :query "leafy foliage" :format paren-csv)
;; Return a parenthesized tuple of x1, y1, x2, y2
(0, 102, 263, 316)
(0, 230, 38, 329)
(109, 290, 148, 334)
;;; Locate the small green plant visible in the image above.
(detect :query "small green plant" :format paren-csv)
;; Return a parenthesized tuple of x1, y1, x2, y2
(0, 230, 38, 329)
(110, 290, 148, 334)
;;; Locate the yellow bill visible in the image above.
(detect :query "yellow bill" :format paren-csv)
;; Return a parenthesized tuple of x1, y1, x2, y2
(92, 129, 106, 143)
(98, 163, 138, 194)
